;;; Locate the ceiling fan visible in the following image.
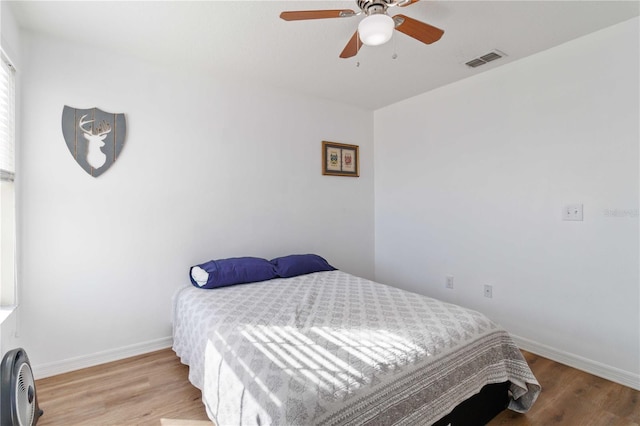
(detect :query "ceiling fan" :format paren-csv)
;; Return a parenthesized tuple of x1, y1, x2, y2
(280, 0, 444, 58)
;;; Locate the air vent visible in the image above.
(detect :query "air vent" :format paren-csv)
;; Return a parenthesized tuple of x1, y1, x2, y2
(479, 52, 502, 63)
(465, 50, 506, 68)
(465, 58, 486, 68)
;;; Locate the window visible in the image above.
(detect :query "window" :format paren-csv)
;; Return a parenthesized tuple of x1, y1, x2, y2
(0, 50, 16, 307)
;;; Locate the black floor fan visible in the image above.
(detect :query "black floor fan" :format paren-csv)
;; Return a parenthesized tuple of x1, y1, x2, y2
(1, 348, 43, 426)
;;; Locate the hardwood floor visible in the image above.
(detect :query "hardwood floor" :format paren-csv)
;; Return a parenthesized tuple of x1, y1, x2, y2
(35, 350, 211, 426)
(489, 352, 639, 426)
(34, 349, 639, 425)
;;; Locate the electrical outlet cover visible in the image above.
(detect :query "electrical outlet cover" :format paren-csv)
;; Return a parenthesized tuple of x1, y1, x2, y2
(446, 275, 454, 289)
(484, 285, 493, 298)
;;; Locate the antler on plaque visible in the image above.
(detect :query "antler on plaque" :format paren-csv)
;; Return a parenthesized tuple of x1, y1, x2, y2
(78, 114, 94, 134)
(78, 114, 111, 136)
(94, 120, 111, 136)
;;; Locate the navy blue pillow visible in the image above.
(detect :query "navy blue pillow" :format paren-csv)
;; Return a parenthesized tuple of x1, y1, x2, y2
(189, 257, 277, 289)
(270, 254, 336, 278)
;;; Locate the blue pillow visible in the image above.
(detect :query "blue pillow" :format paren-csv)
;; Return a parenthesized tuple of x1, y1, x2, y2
(270, 254, 336, 278)
(190, 257, 277, 289)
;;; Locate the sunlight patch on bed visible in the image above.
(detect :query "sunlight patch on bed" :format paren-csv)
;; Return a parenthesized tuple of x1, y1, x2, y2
(212, 331, 283, 408)
(240, 325, 355, 392)
(220, 323, 433, 406)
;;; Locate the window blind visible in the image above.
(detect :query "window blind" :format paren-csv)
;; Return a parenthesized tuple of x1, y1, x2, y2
(0, 52, 16, 182)
(0, 51, 16, 307)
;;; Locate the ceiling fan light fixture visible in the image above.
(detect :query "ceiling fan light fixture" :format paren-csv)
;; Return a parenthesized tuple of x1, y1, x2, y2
(358, 14, 394, 46)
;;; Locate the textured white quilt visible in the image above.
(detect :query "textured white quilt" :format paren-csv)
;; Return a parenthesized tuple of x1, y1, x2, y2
(173, 270, 539, 425)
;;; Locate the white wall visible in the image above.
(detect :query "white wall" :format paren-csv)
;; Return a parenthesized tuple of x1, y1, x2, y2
(0, 0, 22, 357)
(374, 18, 639, 387)
(4, 6, 638, 390)
(6, 31, 374, 376)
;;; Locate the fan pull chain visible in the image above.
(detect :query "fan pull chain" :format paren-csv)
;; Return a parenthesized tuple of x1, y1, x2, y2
(392, 33, 398, 59)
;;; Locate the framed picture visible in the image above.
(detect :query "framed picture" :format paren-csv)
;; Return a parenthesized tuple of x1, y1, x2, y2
(322, 141, 359, 177)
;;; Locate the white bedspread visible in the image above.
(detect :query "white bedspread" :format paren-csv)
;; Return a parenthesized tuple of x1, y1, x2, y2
(173, 270, 539, 425)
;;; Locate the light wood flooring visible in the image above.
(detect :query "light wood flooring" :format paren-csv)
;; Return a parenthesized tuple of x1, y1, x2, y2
(34, 349, 639, 425)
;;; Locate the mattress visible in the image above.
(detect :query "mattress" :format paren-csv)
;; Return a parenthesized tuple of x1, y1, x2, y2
(173, 270, 540, 425)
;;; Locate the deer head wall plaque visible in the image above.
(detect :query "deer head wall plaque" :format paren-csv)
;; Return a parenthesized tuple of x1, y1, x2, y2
(61, 106, 126, 177)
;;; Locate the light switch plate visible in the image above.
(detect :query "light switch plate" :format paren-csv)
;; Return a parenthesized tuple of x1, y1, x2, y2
(563, 204, 584, 221)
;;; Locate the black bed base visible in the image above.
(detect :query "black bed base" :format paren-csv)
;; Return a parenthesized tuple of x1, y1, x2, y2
(432, 381, 511, 426)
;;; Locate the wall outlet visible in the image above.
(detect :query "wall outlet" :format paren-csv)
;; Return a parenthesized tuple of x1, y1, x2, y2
(484, 285, 493, 298)
(563, 204, 584, 221)
(446, 275, 454, 289)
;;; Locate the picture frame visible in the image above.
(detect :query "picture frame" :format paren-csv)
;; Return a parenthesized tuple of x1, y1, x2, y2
(322, 141, 359, 177)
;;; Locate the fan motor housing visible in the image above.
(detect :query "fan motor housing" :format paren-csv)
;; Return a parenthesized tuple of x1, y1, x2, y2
(357, 0, 392, 14)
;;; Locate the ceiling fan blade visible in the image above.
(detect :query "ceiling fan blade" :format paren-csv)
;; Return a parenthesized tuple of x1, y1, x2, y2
(393, 14, 444, 44)
(280, 10, 356, 21)
(398, 0, 421, 6)
(340, 31, 363, 58)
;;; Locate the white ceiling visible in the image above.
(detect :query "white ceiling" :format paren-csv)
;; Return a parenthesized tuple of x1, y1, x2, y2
(7, 1, 640, 110)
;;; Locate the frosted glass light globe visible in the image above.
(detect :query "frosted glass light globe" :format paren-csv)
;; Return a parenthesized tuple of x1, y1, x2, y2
(358, 14, 394, 46)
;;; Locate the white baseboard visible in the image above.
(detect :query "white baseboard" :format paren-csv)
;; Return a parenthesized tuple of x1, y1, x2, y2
(511, 334, 640, 391)
(33, 336, 173, 379)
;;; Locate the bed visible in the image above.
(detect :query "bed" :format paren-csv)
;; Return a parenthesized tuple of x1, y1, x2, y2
(173, 267, 540, 425)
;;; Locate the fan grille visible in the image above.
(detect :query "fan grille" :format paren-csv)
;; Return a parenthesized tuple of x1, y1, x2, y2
(15, 362, 36, 426)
